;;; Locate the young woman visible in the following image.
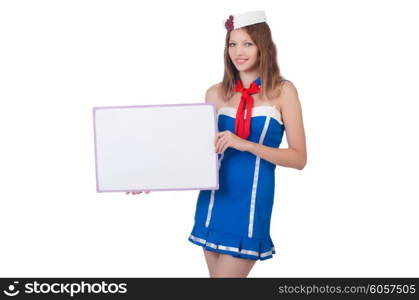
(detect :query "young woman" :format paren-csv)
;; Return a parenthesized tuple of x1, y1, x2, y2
(187, 10, 307, 278)
(128, 10, 307, 278)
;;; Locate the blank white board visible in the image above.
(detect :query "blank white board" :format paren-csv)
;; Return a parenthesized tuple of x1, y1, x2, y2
(92, 103, 219, 192)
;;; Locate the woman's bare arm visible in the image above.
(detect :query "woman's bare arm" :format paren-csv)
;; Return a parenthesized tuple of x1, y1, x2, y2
(244, 81, 307, 170)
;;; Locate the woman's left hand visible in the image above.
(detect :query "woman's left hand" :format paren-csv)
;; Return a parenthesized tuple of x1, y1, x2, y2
(215, 130, 248, 154)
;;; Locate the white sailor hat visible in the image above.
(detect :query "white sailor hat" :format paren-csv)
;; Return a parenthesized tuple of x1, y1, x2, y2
(222, 10, 267, 32)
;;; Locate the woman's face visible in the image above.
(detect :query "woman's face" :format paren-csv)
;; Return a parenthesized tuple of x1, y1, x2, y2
(228, 29, 259, 72)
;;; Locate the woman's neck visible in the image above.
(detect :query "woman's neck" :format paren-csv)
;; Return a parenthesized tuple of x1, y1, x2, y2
(238, 70, 260, 88)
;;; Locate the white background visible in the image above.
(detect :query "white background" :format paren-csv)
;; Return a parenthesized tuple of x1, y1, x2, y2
(0, 0, 418, 277)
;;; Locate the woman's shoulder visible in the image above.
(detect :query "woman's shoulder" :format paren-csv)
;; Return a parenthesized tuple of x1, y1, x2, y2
(270, 80, 297, 103)
(206, 82, 223, 96)
(205, 82, 224, 108)
(265, 79, 297, 114)
(281, 79, 297, 92)
(272, 79, 296, 95)
(272, 80, 301, 116)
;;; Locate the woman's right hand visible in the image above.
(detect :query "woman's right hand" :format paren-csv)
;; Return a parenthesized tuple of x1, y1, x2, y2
(125, 191, 151, 195)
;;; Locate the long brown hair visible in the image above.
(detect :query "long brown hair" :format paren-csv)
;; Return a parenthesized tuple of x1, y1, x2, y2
(220, 22, 286, 102)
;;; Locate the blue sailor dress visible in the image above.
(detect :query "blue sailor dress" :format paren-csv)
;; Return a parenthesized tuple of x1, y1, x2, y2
(188, 105, 285, 261)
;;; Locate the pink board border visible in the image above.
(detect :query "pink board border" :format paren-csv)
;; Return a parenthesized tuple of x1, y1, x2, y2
(92, 103, 219, 193)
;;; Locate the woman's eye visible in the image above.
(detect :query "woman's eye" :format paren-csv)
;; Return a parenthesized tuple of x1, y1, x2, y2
(229, 42, 252, 46)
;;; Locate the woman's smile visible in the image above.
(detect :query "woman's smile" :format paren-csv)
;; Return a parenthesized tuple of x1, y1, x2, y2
(235, 58, 248, 64)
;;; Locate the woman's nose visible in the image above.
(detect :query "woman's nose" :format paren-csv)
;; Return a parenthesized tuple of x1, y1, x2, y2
(233, 47, 245, 56)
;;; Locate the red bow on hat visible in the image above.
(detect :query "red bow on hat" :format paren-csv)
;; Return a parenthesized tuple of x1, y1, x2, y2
(234, 79, 260, 140)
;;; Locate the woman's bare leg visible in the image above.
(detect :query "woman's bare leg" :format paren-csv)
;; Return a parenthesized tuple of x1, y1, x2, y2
(203, 248, 220, 277)
(212, 254, 257, 278)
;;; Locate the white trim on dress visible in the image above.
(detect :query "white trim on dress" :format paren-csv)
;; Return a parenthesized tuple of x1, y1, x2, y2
(217, 105, 283, 125)
(205, 153, 224, 228)
(189, 234, 275, 258)
(248, 110, 271, 238)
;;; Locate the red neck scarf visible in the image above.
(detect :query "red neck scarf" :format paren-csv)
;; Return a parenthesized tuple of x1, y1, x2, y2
(234, 77, 261, 139)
